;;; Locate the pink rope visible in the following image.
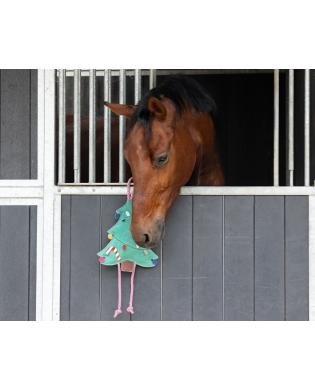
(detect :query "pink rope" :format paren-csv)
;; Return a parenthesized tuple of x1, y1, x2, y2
(113, 179, 135, 318)
(127, 263, 136, 314)
(127, 177, 133, 200)
(113, 263, 122, 318)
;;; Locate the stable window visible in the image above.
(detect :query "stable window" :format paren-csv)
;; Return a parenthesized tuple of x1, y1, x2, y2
(56, 69, 313, 187)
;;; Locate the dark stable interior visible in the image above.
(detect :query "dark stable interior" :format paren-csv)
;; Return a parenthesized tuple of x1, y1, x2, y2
(169, 72, 287, 186)
(61, 70, 290, 186)
(184, 73, 283, 186)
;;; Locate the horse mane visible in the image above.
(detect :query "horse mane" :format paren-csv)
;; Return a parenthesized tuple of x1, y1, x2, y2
(128, 75, 217, 135)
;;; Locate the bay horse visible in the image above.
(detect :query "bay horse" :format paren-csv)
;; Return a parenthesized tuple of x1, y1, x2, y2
(105, 75, 224, 248)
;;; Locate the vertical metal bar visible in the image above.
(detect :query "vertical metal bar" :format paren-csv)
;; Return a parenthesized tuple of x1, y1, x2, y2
(288, 69, 294, 186)
(149, 69, 157, 89)
(305, 69, 310, 186)
(104, 69, 111, 182)
(73, 69, 81, 183)
(119, 69, 126, 183)
(135, 69, 142, 103)
(58, 70, 66, 184)
(89, 69, 96, 183)
(273, 69, 280, 186)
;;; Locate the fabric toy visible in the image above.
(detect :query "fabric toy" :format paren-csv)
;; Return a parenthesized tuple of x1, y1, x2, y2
(97, 178, 158, 318)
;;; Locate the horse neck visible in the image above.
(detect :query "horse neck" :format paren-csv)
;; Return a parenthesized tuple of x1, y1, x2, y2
(185, 111, 224, 186)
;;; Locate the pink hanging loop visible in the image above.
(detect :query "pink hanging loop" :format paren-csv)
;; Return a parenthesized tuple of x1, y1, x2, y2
(127, 177, 133, 200)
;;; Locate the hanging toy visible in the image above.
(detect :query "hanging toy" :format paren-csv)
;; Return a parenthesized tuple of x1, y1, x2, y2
(97, 178, 158, 318)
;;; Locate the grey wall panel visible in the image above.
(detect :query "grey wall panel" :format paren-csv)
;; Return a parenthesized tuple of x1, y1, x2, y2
(255, 196, 285, 320)
(28, 206, 37, 320)
(132, 241, 161, 321)
(30, 70, 38, 179)
(100, 195, 131, 321)
(193, 196, 223, 320)
(224, 196, 254, 320)
(285, 196, 309, 320)
(0, 206, 36, 320)
(0, 70, 37, 179)
(60, 195, 309, 321)
(162, 196, 193, 320)
(69, 196, 101, 320)
(60, 196, 71, 320)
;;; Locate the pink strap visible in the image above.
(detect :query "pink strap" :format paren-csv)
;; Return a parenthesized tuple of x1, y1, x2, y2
(127, 177, 133, 200)
(113, 263, 122, 318)
(127, 263, 136, 314)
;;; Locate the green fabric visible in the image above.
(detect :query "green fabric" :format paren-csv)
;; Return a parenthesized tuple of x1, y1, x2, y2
(97, 199, 158, 268)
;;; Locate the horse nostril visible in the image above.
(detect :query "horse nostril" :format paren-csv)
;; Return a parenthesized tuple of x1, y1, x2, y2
(144, 233, 150, 243)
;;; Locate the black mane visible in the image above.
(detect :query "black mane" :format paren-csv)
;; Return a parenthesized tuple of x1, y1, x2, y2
(129, 75, 217, 134)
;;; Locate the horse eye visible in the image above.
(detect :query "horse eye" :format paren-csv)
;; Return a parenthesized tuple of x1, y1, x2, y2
(154, 154, 169, 167)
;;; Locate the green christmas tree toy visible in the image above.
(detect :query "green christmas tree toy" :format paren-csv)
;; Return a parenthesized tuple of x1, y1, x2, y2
(97, 178, 158, 318)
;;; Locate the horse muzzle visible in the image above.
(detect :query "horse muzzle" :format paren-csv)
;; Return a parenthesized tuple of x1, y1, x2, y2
(131, 218, 165, 249)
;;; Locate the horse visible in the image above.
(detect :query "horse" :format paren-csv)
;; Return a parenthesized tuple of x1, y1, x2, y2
(105, 75, 224, 248)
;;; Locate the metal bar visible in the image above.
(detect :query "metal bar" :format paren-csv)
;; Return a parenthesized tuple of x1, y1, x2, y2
(89, 69, 96, 183)
(58, 69, 66, 183)
(149, 69, 157, 89)
(73, 69, 81, 183)
(119, 69, 126, 182)
(273, 69, 280, 186)
(135, 69, 142, 103)
(288, 69, 294, 186)
(305, 69, 310, 186)
(104, 69, 111, 182)
(55, 185, 315, 196)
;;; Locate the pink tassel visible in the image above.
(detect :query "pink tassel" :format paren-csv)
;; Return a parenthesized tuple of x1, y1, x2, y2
(113, 263, 122, 318)
(126, 263, 136, 314)
(114, 308, 122, 318)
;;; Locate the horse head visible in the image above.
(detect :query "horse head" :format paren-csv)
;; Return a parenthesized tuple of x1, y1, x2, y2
(105, 76, 224, 248)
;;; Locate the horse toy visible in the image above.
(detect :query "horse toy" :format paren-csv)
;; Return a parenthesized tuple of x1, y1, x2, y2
(97, 178, 158, 318)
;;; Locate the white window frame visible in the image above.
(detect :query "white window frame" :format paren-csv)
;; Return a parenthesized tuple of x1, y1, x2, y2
(0, 70, 60, 320)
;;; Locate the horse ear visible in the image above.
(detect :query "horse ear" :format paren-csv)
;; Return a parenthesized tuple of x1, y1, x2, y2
(104, 102, 136, 118)
(147, 97, 166, 120)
